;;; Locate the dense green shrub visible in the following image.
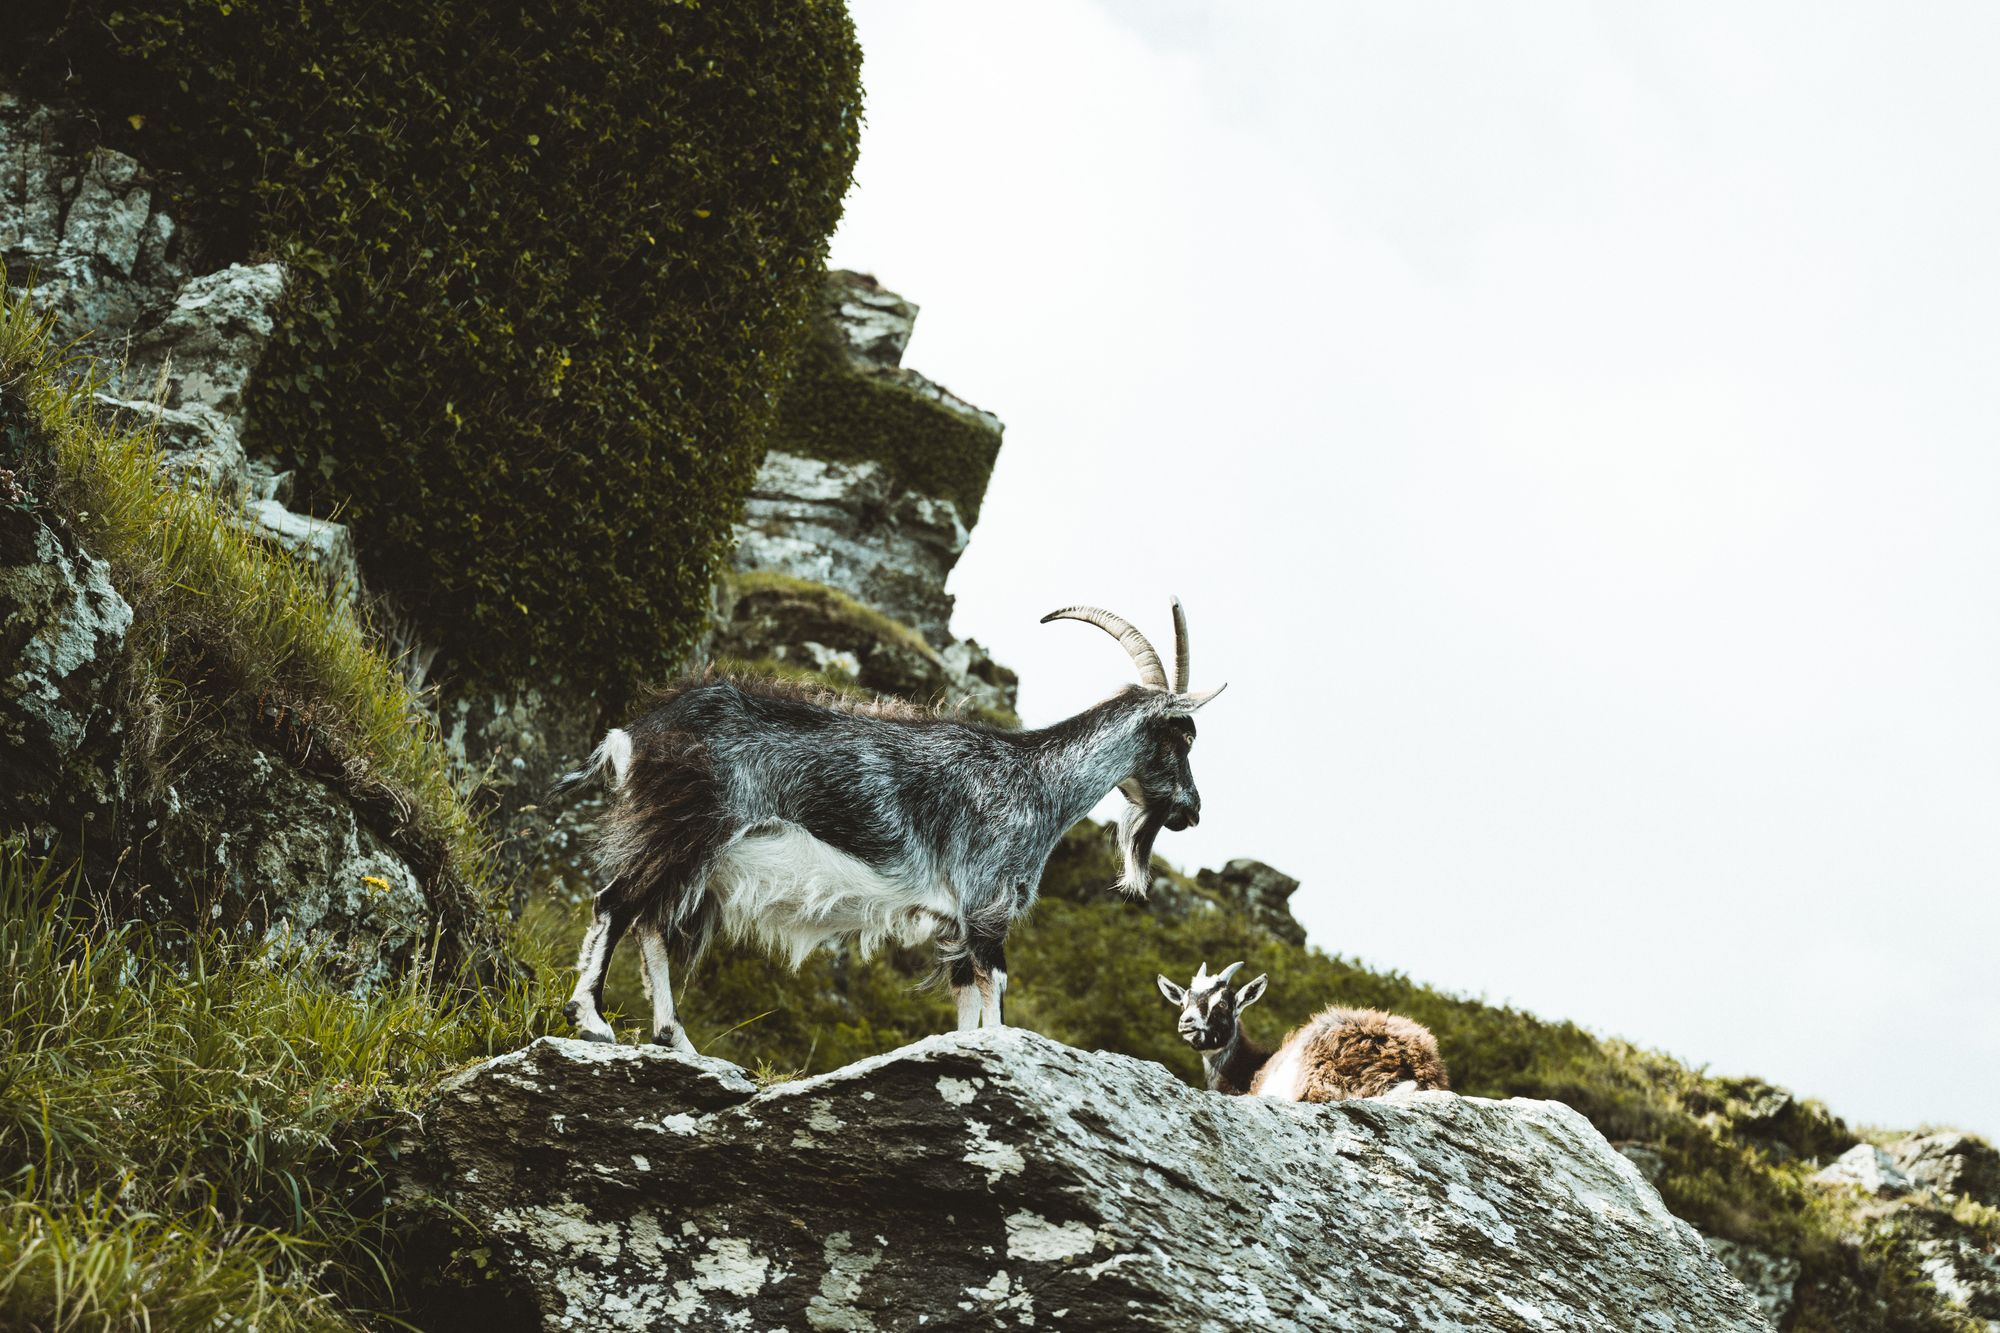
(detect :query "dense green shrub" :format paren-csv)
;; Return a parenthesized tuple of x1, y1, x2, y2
(767, 276, 1004, 523)
(8, 0, 863, 704)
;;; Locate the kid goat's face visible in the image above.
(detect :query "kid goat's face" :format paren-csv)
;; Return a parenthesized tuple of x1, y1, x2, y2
(1156, 963, 1268, 1051)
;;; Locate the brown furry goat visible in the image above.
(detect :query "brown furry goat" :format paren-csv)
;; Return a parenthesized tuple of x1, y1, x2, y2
(1156, 961, 1449, 1101)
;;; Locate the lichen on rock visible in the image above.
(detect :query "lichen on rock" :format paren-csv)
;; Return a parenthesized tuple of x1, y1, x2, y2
(406, 1028, 1772, 1332)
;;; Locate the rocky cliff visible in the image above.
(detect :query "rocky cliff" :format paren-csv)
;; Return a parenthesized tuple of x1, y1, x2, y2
(406, 1029, 1770, 1332)
(1, 87, 499, 983)
(721, 269, 1018, 719)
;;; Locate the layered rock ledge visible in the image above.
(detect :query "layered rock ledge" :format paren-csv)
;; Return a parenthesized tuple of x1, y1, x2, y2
(408, 1029, 1768, 1331)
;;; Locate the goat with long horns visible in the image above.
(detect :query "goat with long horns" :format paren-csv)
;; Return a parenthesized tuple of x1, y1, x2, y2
(561, 601, 1225, 1050)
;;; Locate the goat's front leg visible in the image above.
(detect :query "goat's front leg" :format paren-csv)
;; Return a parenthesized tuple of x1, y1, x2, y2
(977, 939, 1008, 1029)
(948, 934, 1009, 1032)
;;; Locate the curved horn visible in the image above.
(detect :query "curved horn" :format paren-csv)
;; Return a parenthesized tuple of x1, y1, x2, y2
(1216, 960, 1246, 985)
(1171, 596, 1190, 693)
(1193, 960, 1210, 983)
(1040, 605, 1170, 691)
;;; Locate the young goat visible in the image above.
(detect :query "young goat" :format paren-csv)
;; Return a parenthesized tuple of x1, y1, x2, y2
(564, 602, 1224, 1050)
(1156, 961, 1449, 1101)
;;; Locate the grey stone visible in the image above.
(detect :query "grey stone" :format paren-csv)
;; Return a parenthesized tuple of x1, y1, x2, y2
(244, 456, 295, 505)
(1704, 1236, 1801, 1328)
(410, 1027, 1772, 1332)
(733, 450, 970, 646)
(826, 269, 918, 368)
(1887, 1132, 2000, 1206)
(117, 263, 288, 430)
(94, 394, 247, 498)
(438, 685, 602, 898)
(0, 93, 188, 337)
(1812, 1142, 1912, 1197)
(0, 505, 132, 816)
(59, 148, 152, 275)
(153, 729, 434, 990)
(1196, 857, 1308, 946)
(240, 498, 360, 604)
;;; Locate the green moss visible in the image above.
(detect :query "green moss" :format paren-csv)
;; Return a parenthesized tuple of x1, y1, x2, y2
(726, 568, 943, 664)
(766, 278, 1003, 524)
(8, 0, 863, 705)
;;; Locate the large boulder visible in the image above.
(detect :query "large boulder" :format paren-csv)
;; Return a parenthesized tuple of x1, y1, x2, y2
(149, 728, 435, 990)
(408, 1028, 1770, 1332)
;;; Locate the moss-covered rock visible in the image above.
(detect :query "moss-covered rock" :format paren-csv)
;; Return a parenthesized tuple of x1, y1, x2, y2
(767, 270, 1005, 528)
(7, 0, 864, 705)
(0, 269, 505, 979)
(742, 271, 1005, 646)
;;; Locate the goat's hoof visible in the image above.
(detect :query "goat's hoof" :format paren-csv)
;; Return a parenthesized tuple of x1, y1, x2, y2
(564, 1001, 617, 1044)
(650, 1025, 682, 1048)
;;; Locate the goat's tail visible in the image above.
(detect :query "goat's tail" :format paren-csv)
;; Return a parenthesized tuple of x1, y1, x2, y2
(555, 728, 634, 792)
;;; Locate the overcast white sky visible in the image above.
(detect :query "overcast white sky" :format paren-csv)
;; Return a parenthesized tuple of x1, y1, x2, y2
(827, 2, 2000, 1137)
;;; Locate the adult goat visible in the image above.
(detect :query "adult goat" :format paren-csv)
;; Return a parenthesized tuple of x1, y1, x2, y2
(564, 601, 1225, 1050)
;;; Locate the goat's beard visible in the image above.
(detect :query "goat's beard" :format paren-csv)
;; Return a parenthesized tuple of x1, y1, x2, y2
(1115, 800, 1167, 897)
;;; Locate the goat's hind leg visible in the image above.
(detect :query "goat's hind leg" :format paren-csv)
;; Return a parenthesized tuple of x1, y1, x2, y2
(565, 902, 632, 1043)
(636, 921, 698, 1055)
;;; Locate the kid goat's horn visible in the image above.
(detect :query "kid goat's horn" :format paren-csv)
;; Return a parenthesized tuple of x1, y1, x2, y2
(1216, 961, 1246, 985)
(1041, 604, 1170, 691)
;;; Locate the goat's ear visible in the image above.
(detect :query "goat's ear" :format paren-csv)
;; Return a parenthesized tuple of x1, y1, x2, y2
(1165, 683, 1228, 715)
(1235, 974, 1269, 1009)
(1156, 975, 1187, 1006)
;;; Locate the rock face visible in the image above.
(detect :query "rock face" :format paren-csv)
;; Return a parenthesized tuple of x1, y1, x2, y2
(0, 504, 133, 829)
(1, 88, 354, 603)
(1888, 1132, 2000, 1205)
(1196, 858, 1308, 946)
(411, 1028, 1770, 1332)
(735, 448, 973, 648)
(149, 729, 435, 989)
(1702, 1237, 1802, 1330)
(729, 270, 1013, 714)
(0, 90, 190, 335)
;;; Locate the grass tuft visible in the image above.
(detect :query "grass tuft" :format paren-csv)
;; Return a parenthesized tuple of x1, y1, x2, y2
(0, 841, 568, 1325)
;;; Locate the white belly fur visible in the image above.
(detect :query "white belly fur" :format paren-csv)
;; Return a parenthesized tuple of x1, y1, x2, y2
(709, 823, 958, 968)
